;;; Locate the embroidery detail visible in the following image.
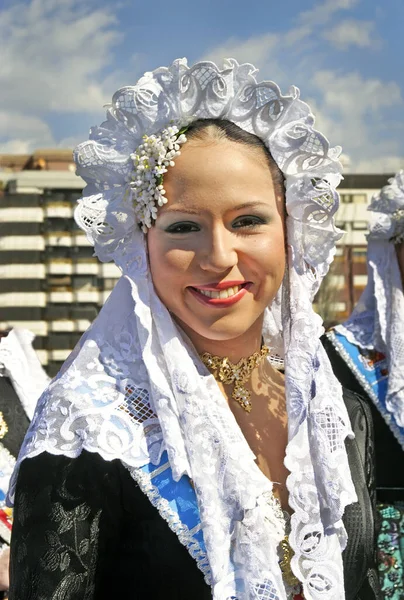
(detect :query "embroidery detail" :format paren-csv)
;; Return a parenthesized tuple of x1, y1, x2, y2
(326, 329, 404, 449)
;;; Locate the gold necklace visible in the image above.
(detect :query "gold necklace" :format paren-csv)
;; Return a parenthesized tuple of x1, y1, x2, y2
(200, 345, 269, 412)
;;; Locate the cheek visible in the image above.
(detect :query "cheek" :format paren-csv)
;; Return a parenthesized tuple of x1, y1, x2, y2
(251, 229, 286, 283)
(147, 231, 193, 297)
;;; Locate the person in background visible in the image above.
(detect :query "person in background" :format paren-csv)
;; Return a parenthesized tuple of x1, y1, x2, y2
(0, 328, 50, 596)
(324, 171, 404, 599)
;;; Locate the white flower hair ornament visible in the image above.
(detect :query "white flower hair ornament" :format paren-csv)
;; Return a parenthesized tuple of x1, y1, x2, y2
(12, 59, 357, 600)
(128, 125, 188, 232)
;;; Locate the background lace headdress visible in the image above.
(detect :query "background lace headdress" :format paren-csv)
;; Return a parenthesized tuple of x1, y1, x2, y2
(336, 170, 404, 448)
(9, 59, 357, 600)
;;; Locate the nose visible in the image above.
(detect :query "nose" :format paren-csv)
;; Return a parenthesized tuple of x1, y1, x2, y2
(198, 224, 238, 273)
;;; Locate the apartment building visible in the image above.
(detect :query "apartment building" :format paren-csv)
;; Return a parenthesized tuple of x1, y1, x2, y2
(0, 152, 121, 376)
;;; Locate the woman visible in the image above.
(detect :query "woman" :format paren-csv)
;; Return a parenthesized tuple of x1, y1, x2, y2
(8, 59, 381, 600)
(0, 327, 50, 596)
(324, 171, 404, 599)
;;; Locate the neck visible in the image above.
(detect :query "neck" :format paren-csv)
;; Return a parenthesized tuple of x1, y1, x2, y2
(177, 316, 264, 363)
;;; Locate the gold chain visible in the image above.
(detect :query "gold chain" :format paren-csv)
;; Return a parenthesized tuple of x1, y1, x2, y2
(279, 535, 300, 587)
(200, 345, 269, 412)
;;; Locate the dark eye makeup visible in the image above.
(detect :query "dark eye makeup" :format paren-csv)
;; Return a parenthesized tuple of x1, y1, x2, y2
(164, 215, 268, 234)
(232, 215, 268, 229)
(165, 221, 200, 234)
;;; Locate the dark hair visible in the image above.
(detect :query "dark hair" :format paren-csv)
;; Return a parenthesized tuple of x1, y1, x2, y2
(185, 119, 285, 197)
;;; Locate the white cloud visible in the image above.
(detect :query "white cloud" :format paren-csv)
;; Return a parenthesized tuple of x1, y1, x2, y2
(0, 0, 121, 114)
(347, 155, 404, 173)
(308, 70, 404, 171)
(0, 139, 34, 154)
(0, 110, 55, 153)
(201, 33, 278, 71)
(323, 19, 376, 50)
(200, 0, 404, 174)
(199, 0, 361, 81)
(298, 0, 359, 27)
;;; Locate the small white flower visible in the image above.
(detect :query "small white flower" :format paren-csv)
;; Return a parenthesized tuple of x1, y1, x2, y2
(129, 125, 187, 230)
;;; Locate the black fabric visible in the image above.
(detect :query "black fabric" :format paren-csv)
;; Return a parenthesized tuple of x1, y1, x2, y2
(9, 451, 211, 600)
(323, 335, 404, 502)
(9, 389, 382, 600)
(342, 389, 381, 600)
(0, 377, 30, 458)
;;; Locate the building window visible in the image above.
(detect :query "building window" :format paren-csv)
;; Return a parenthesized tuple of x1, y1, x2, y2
(72, 275, 98, 291)
(352, 221, 368, 230)
(103, 278, 119, 291)
(336, 221, 346, 230)
(353, 194, 367, 203)
(48, 275, 72, 291)
(340, 193, 367, 204)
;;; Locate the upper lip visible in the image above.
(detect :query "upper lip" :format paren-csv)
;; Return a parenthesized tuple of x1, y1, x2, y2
(190, 281, 250, 291)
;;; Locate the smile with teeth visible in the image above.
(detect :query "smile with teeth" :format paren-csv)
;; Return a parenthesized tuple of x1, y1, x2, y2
(195, 285, 243, 299)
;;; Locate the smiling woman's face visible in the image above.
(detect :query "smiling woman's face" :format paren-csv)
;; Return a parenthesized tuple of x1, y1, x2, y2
(147, 137, 286, 343)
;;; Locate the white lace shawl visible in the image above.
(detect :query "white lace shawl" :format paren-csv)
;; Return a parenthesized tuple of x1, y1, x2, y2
(337, 171, 404, 441)
(0, 328, 50, 420)
(9, 59, 357, 600)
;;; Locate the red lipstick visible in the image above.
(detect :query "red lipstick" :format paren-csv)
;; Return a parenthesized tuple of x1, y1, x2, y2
(188, 282, 252, 308)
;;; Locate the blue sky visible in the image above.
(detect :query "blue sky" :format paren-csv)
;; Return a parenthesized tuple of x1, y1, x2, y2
(0, 0, 403, 172)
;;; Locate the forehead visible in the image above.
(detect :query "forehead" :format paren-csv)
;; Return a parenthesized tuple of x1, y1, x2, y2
(162, 139, 276, 211)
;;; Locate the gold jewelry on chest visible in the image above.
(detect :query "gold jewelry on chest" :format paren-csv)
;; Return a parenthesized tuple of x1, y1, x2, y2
(200, 345, 269, 413)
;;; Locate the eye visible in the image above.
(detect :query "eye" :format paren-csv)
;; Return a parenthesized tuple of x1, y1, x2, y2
(165, 221, 201, 234)
(232, 215, 267, 229)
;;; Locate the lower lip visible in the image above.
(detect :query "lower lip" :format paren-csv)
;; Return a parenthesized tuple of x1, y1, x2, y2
(188, 284, 252, 308)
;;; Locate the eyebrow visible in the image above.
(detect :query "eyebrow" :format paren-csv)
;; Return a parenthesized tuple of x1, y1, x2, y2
(162, 201, 271, 215)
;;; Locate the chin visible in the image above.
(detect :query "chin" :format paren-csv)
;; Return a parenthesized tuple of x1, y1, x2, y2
(177, 313, 265, 343)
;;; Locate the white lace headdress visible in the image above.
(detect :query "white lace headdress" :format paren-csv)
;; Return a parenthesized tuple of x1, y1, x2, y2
(9, 59, 357, 600)
(337, 170, 404, 447)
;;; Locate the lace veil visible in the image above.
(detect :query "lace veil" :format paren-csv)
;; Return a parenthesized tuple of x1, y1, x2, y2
(9, 59, 357, 600)
(337, 171, 404, 447)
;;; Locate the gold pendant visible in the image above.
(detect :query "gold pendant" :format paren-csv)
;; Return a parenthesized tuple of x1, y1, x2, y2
(0, 412, 8, 440)
(232, 382, 252, 412)
(200, 345, 269, 413)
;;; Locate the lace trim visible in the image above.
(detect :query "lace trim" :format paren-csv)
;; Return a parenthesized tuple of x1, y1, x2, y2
(326, 330, 404, 450)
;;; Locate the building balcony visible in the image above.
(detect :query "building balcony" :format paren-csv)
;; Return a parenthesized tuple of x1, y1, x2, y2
(0, 264, 46, 279)
(0, 235, 45, 251)
(0, 291, 47, 307)
(48, 319, 91, 332)
(45, 233, 73, 247)
(0, 320, 48, 336)
(48, 290, 100, 303)
(0, 207, 44, 222)
(44, 204, 74, 218)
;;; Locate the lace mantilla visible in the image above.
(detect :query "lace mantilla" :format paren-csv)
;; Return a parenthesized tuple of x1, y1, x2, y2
(10, 59, 357, 600)
(337, 170, 404, 431)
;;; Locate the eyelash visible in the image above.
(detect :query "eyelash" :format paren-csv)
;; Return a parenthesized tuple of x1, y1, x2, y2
(165, 216, 267, 234)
